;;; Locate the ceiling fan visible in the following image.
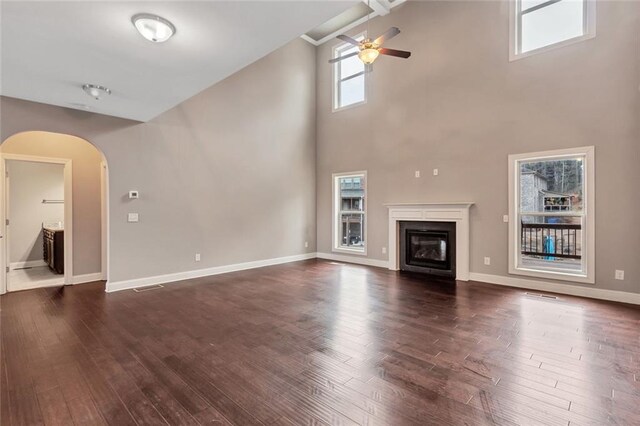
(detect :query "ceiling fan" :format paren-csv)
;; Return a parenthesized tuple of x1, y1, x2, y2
(329, 26, 411, 66)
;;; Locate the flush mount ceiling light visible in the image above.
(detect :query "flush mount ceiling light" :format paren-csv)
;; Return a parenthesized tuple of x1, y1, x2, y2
(82, 84, 111, 100)
(132, 13, 176, 43)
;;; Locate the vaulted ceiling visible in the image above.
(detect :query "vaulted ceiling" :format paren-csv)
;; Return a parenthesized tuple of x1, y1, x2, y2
(0, 1, 357, 122)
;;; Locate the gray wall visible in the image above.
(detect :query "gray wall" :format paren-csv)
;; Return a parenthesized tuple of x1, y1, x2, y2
(316, 1, 640, 294)
(1, 38, 317, 283)
(7, 160, 64, 265)
(2, 133, 103, 275)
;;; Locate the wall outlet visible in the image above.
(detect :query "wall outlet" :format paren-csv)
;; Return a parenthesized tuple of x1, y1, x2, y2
(414, 170, 421, 178)
(433, 168, 439, 176)
(127, 213, 139, 223)
(484, 257, 491, 266)
(503, 215, 509, 223)
(615, 270, 624, 280)
(304, 241, 309, 248)
(195, 253, 201, 262)
(382, 247, 387, 254)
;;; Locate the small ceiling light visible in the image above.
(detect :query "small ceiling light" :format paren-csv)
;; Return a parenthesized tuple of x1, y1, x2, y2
(358, 47, 380, 65)
(82, 84, 111, 100)
(132, 13, 176, 43)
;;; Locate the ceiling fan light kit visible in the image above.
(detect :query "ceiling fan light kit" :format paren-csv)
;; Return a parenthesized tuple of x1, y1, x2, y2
(332, 26, 411, 66)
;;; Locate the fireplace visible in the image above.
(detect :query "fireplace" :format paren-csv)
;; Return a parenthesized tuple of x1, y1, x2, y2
(399, 221, 456, 278)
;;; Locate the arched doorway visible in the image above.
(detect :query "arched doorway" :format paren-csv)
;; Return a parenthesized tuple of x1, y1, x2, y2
(0, 131, 109, 294)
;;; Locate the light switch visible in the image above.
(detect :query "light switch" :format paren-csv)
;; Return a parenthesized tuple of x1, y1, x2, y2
(433, 169, 439, 176)
(503, 215, 509, 223)
(128, 190, 139, 199)
(128, 213, 139, 223)
(414, 171, 421, 178)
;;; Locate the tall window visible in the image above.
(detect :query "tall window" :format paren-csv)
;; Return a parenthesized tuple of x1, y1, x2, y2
(510, 0, 596, 60)
(508, 147, 595, 283)
(333, 172, 367, 254)
(333, 37, 366, 111)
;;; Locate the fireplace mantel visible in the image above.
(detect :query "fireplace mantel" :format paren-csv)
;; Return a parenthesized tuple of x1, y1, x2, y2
(386, 202, 474, 280)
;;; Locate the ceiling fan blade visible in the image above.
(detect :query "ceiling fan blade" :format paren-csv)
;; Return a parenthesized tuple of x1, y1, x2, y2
(328, 51, 359, 63)
(379, 48, 412, 59)
(373, 27, 400, 46)
(336, 34, 361, 47)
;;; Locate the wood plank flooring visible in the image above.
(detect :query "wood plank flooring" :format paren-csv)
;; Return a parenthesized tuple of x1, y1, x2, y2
(1, 259, 639, 425)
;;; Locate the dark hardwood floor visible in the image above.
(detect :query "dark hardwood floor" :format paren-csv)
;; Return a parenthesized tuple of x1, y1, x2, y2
(1, 259, 639, 425)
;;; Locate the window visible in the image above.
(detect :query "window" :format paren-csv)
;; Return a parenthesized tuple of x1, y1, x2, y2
(508, 147, 595, 283)
(333, 172, 367, 254)
(510, 0, 596, 60)
(333, 37, 366, 110)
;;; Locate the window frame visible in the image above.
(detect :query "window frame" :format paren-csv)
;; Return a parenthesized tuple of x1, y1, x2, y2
(508, 146, 595, 284)
(509, 0, 596, 61)
(332, 34, 367, 112)
(332, 171, 368, 255)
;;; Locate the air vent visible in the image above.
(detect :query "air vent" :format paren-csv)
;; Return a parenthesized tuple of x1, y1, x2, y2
(525, 292, 558, 300)
(133, 284, 164, 292)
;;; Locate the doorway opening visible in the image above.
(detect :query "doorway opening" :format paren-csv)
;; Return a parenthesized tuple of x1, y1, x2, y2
(0, 131, 108, 294)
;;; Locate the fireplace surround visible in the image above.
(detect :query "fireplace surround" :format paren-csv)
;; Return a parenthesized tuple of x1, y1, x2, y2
(386, 203, 473, 281)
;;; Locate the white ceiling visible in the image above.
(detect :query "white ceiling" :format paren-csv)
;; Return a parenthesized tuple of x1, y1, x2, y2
(0, 1, 357, 122)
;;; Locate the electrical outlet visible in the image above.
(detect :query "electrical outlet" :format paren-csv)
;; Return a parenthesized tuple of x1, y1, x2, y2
(195, 253, 201, 262)
(382, 247, 387, 254)
(503, 215, 509, 223)
(304, 241, 309, 248)
(484, 257, 491, 266)
(433, 168, 439, 176)
(414, 171, 420, 178)
(615, 270, 624, 280)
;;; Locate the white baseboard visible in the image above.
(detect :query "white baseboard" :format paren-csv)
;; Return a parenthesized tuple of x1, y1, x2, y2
(72, 273, 104, 285)
(316, 252, 389, 269)
(106, 252, 318, 293)
(10, 260, 47, 269)
(469, 272, 640, 306)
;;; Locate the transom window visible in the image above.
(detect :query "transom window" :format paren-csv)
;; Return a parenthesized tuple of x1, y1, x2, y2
(333, 172, 367, 254)
(333, 37, 366, 111)
(510, 0, 596, 60)
(508, 147, 595, 283)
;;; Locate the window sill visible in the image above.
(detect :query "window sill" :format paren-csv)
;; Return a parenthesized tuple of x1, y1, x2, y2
(509, 32, 596, 62)
(332, 247, 367, 256)
(509, 266, 594, 285)
(332, 100, 366, 113)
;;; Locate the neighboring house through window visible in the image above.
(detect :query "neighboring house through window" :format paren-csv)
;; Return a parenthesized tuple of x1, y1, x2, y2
(333, 172, 367, 254)
(509, 147, 595, 283)
(333, 36, 366, 110)
(510, 0, 596, 60)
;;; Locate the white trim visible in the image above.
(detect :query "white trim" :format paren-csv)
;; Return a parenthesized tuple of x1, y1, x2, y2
(317, 252, 388, 269)
(386, 202, 474, 281)
(469, 272, 640, 306)
(106, 252, 317, 293)
(72, 272, 104, 285)
(10, 260, 47, 269)
(509, 0, 597, 62)
(100, 161, 108, 281)
(332, 171, 368, 256)
(0, 153, 73, 293)
(301, 0, 404, 47)
(508, 146, 595, 284)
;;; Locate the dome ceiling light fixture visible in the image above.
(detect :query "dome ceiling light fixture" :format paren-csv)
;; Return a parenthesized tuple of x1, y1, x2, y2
(82, 84, 111, 100)
(132, 13, 176, 43)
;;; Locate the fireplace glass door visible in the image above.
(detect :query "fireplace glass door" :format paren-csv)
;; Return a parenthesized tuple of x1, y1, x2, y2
(406, 230, 450, 270)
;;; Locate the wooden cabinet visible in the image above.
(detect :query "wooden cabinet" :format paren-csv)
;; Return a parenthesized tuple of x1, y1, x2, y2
(43, 228, 64, 274)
